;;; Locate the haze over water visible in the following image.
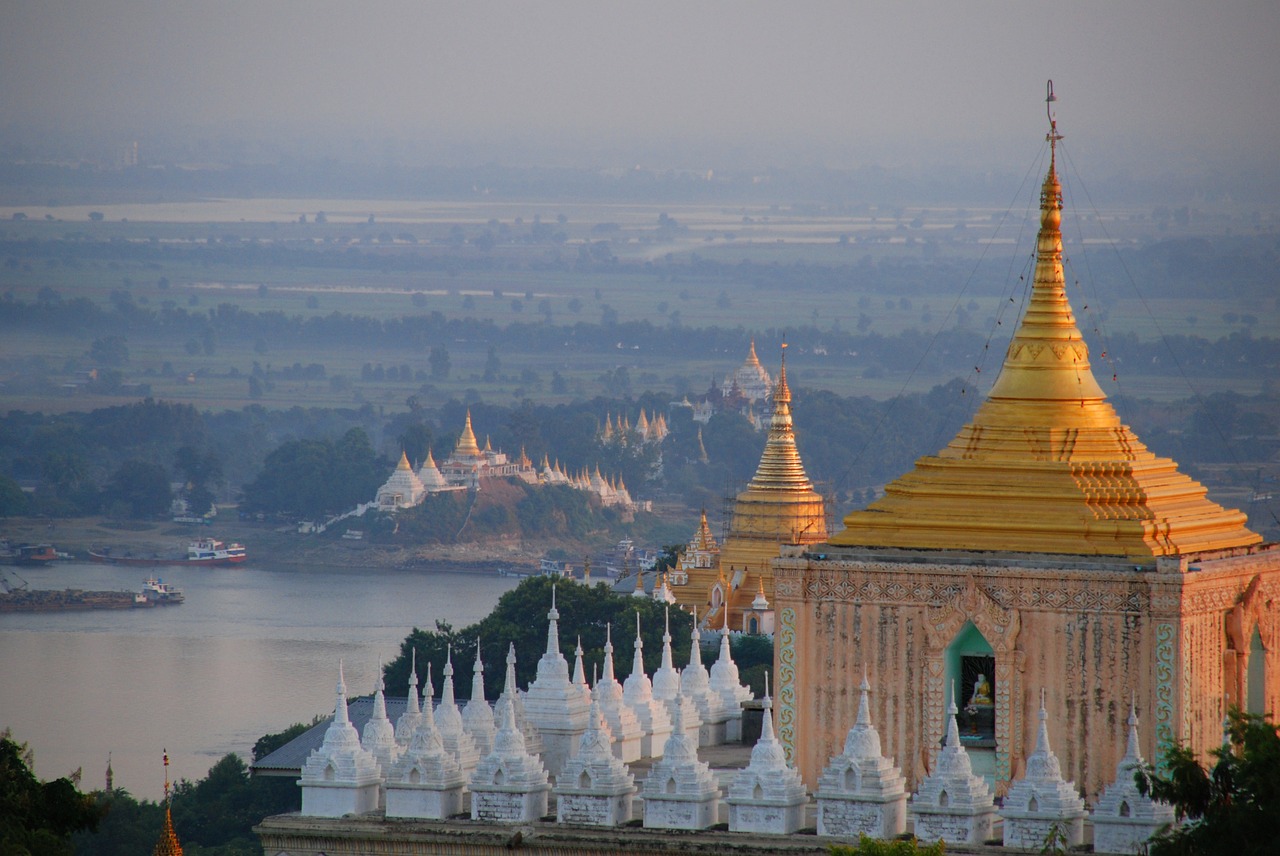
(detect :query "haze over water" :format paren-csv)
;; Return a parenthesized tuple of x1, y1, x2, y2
(0, 560, 516, 801)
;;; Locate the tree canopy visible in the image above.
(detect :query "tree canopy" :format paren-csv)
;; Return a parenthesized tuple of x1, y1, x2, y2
(1136, 708, 1280, 856)
(0, 732, 103, 856)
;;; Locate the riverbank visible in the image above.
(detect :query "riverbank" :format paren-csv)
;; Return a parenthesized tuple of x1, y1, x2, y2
(0, 515, 567, 574)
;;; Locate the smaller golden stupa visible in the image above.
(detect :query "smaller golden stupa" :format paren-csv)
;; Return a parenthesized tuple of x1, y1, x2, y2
(677, 344, 828, 627)
(453, 410, 483, 458)
(153, 750, 183, 856)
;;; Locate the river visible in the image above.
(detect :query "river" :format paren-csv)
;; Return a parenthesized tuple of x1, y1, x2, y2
(0, 560, 517, 801)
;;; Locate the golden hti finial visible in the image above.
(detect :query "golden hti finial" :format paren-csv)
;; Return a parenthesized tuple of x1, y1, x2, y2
(154, 749, 183, 856)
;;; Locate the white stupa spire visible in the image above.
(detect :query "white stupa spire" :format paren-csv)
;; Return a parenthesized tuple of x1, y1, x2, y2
(298, 660, 383, 817)
(623, 611, 673, 758)
(708, 606, 751, 737)
(361, 660, 400, 773)
(555, 692, 637, 826)
(395, 649, 422, 745)
(1000, 689, 1087, 848)
(462, 640, 497, 756)
(385, 661, 467, 819)
(680, 606, 716, 728)
(815, 668, 908, 838)
(910, 680, 996, 845)
(572, 635, 591, 706)
(546, 583, 561, 657)
(469, 683, 551, 823)
(727, 672, 808, 834)
(652, 605, 702, 745)
(435, 645, 480, 775)
(1091, 697, 1176, 854)
(640, 682, 720, 830)
(593, 622, 643, 762)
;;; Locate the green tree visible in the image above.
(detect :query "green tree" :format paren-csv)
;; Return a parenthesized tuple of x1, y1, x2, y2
(102, 460, 172, 518)
(89, 336, 129, 367)
(483, 345, 501, 383)
(384, 576, 693, 702)
(429, 345, 451, 380)
(1136, 708, 1280, 856)
(0, 731, 104, 856)
(0, 474, 30, 517)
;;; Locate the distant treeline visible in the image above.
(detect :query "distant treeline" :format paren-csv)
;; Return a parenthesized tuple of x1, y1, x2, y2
(4, 156, 1278, 207)
(2, 383, 1275, 532)
(2, 293, 1278, 382)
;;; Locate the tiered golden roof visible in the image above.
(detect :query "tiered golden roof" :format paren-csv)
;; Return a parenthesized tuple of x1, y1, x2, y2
(830, 123, 1260, 559)
(454, 410, 482, 458)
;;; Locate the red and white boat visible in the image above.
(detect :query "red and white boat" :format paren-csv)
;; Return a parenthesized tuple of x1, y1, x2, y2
(90, 538, 246, 567)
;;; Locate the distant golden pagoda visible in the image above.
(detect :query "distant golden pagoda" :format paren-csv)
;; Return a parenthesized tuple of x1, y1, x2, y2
(153, 750, 183, 856)
(676, 344, 827, 628)
(453, 410, 483, 459)
(829, 136, 1260, 557)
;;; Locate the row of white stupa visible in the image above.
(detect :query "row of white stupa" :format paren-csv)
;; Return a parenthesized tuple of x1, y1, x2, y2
(297, 593, 1173, 854)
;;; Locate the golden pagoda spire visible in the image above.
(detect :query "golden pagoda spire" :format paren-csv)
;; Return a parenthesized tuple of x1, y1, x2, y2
(455, 410, 482, 458)
(829, 83, 1260, 558)
(744, 342, 816, 493)
(746, 337, 761, 367)
(153, 750, 183, 856)
(396, 450, 412, 471)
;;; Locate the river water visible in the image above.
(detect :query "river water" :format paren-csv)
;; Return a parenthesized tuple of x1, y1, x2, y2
(0, 560, 516, 801)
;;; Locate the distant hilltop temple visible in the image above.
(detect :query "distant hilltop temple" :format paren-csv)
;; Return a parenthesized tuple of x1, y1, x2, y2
(670, 344, 828, 632)
(772, 110, 1279, 801)
(375, 411, 646, 513)
(672, 339, 775, 432)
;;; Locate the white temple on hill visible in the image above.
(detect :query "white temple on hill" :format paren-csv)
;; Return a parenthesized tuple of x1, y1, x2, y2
(372, 410, 647, 512)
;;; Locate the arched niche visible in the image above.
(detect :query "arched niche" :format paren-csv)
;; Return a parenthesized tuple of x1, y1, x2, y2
(1248, 625, 1266, 715)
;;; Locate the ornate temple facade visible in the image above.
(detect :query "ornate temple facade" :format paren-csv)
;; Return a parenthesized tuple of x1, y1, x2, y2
(672, 345, 829, 631)
(772, 120, 1279, 801)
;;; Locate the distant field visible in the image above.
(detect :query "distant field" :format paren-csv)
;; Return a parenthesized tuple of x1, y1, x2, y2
(1, 197, 1274, 415)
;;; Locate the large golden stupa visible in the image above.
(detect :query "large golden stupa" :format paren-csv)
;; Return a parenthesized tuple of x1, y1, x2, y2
(774, 96, 1278, 801)
(828, 138, 1260, 557)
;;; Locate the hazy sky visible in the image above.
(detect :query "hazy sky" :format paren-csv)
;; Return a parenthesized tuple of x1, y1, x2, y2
(3, 1, 1278, 171)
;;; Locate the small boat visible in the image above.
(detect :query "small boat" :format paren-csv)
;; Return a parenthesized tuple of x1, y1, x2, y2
(140, 577, 184, 604)
(0, 543, 59, 566)
(90, 538, 246, 567)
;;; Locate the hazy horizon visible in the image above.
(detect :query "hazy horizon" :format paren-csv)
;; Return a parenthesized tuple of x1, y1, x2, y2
(3, 2, 1279, 177)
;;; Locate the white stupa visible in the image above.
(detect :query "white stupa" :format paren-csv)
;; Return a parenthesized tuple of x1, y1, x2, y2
(622, 611, 673, 759)
(360, 664, 400, 778)
(434, 646, 480, 777)
(376, 451, 427, 509)
(523, 585, 590, 777)
(641, 686, 721, 830)
(593, 623, 643, 762)
(469, 687, 552, 823)
(461, 641, 496, 756)
(650, 606, 702, 746)
(1001, 690, 1087, 848)
(910, 682, 996, 845)
(416, 449, 449, 492)
(394, 650, 422, 747)
(495, 642, 543, 756)
(571, 636, 592, 710)
(707, 610, 750, 741)
(726, 673, 808, 834)
(680, 607, 721, 745)
(815, 671, 907, 839)
(555, 694, 637, 826)
(384, 663, 467, 819)
(1091, 701, 1176, 854)
(299, 661, 383, 817)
